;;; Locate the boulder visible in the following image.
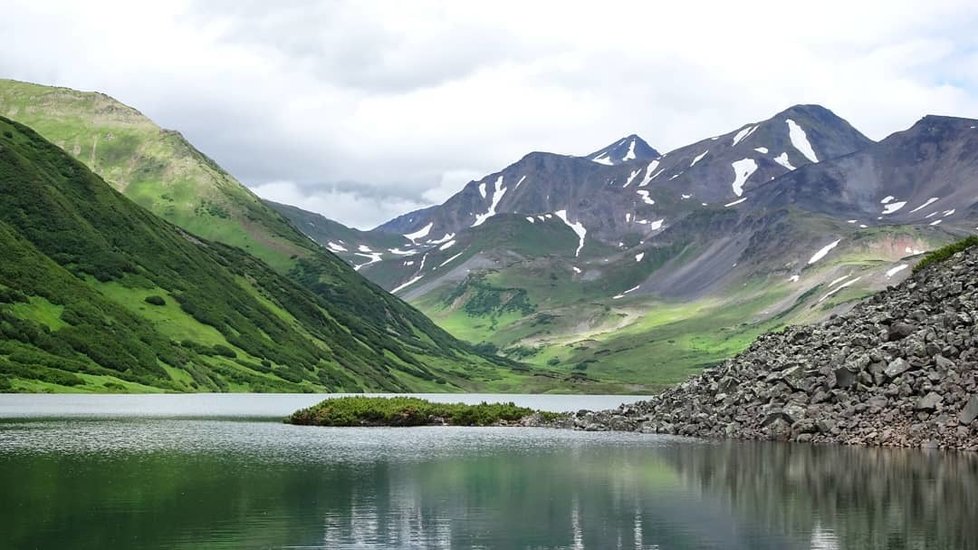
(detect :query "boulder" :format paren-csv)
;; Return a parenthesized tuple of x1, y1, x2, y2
(960, 395, 978, 425)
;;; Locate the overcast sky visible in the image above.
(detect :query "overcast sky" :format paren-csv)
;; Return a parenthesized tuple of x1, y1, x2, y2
(3, 0, 978, 228)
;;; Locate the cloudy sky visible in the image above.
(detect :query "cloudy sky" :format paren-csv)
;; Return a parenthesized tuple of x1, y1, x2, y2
(3, 0, 978, 228)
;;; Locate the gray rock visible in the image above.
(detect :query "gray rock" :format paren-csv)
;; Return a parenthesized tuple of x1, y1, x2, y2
(960, 395, 978, 425)
(833, 367, 856, 388)
(888, 322, 917, 341)
(885, 358, 912, 378)
(915, 392, 943, 411)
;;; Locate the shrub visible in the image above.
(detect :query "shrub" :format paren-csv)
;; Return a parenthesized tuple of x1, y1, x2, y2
(211, 344, 237, 358)
(144, 295, 166, 306)
(288, 396, 538, 427)
(914, 236, 978, 273)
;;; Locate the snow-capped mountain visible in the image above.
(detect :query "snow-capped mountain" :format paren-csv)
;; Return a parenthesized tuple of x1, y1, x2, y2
(586, 134, 660, 166)
(274, 105, 978, 390)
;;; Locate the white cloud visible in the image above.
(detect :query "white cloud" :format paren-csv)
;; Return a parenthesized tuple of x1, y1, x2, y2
(251, 181, 428, 230)
(1, 0, 977, 228)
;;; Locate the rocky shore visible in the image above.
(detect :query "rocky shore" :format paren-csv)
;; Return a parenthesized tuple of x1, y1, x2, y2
(542, 243, 978, 451)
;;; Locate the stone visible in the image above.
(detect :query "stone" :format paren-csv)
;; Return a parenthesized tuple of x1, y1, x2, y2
(833, 367, 856, 388)
(888, 322, 917, 341)
(960, 395, 978, 425)
(884, 358, 912, 378)
(915, 392, 943, 411)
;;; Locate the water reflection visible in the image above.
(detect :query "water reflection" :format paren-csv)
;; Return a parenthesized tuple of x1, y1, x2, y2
(664, 441, 978, 550)
(0, 418, 974, 549)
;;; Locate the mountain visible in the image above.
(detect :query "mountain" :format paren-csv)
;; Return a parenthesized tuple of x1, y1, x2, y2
(586, 134, 659, 166)
(274, 105, 977, 391)
(0, 116, 546, 393)
(0, 80, 578, 393)
(755, 115, 978, 224)
(264, 200, 413, 270)
(0, 79, 308, 271)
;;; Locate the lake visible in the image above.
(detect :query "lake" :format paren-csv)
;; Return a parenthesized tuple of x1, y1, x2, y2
(0, 394, 975, 549)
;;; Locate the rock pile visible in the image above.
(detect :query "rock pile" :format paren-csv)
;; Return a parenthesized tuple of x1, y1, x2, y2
(567, 245, 978, 451)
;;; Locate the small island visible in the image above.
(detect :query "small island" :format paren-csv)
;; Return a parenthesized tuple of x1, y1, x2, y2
(287, 396, 563, 427)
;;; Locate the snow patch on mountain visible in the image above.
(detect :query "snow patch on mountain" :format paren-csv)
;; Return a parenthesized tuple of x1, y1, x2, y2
(725, 197, 747, 207)
(635, 252, 645, 262)
(754, 147, 769, 154)
(404, 222, 434, 242)
(472, 176, 506, 227)
(514, 175, 527, 190)
(429, 233, 455, 245)
(808, 239, 841, 264)
(353, 251, 383, 271)
(438, 252, 463, 269)
(388, 248, 415, 255)
(327, 241, 347, 253)
(555, 209, 587, 257)
(591, 153, 614, 166)
(732, 125, 757, 146)
(909, 197, 939, 213)
(881, 196, 895, 204)
(881, 201, 907, 215)
(774, 152, 795, 170)
(526, 216, 535, 223)
(438, 239, 456, 251)
(786, 119, 818, 163)
(638, 160, 660, 187)
(357, 245, 373, 253)
(636, 190, 655, 205)
(690, 150, 709, 167)
(886, 264, 908, 278)
(624, 169, 641, 187)
(624, 139, 637, 161)
(828, 275, 850, 288)
(819, 277, 861, 303)
(478, 182, 487, 199)
(730, 159, 758, 196)
(612, 285, 641, 300)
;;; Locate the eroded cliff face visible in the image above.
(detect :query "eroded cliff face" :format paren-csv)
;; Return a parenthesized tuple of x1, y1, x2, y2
(564, 243, 978, 451)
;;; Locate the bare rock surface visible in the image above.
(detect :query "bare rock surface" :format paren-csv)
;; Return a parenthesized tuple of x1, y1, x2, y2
(558, 245, 978, 451)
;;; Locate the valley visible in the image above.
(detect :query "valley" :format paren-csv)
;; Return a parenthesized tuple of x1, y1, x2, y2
(272, 106, 978, 390)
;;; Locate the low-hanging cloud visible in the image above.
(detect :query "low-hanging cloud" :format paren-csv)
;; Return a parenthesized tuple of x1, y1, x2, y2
(2, 0, 977, 228)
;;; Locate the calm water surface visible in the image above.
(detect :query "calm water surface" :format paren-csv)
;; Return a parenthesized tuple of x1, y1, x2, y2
(0, 394, 975, 549)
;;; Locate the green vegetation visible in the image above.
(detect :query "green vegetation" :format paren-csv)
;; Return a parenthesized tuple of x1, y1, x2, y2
(0, 116, 537, 393)
(913, 235, 978, 273)
(288, 396, 549, 426)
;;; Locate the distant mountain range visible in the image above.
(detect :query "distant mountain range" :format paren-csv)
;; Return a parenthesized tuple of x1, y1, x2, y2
(268, 104, 978, 390)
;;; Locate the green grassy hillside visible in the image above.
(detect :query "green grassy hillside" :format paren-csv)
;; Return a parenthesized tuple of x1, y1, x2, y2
(0, 117, 537, 393)
(0, 79, 307, 270)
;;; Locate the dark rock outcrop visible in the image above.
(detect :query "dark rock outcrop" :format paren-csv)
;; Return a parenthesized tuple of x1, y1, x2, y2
(566, 245, 978, 451)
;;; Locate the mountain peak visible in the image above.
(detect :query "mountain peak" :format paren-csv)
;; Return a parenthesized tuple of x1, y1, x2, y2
(586, 134, 659, 166)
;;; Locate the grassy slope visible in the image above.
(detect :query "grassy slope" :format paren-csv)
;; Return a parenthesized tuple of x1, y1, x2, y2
(0, 79, 548, 392)
(0, 117, 539, 393)
(410, 216, 955, 392)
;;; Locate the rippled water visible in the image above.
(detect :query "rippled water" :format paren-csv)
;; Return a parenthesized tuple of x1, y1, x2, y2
(1, 395, 975, 549)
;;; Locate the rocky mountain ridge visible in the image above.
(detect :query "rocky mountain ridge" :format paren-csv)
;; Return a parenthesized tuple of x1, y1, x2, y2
(274, 104, 977, 391)
(561, 240, 978, 450)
